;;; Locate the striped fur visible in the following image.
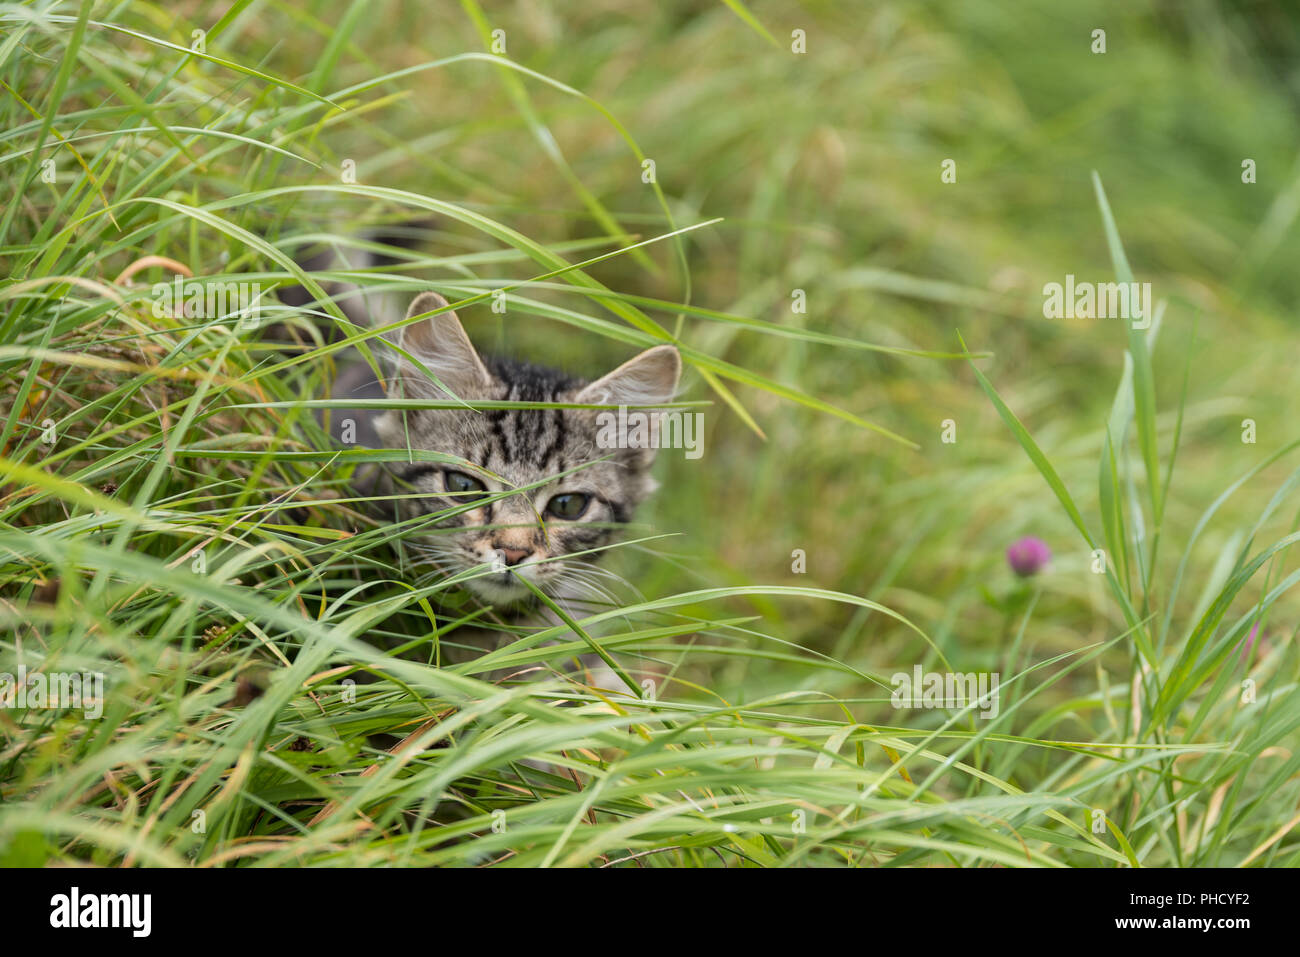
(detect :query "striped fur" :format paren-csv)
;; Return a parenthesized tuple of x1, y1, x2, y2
(371, 293, 680, 605)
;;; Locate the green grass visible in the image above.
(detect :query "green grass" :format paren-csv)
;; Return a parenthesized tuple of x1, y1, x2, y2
(1, 0, 1298, 867)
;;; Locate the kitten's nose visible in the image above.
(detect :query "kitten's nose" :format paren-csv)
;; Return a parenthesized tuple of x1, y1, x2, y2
(497, 546, 531, 566)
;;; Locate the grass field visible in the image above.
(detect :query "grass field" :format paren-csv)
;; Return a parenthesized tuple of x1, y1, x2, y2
(1, 0, 1298, 867)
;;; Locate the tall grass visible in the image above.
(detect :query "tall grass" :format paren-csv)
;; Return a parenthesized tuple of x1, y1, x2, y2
(1, 0, 1297, 867)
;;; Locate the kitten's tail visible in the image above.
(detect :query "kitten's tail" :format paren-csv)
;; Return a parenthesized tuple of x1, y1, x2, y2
(273, 221, 435, 454)
(275, 218, 435, 344)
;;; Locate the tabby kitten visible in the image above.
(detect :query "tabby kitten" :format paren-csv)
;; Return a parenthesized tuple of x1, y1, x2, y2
(349, 291, 679, 608)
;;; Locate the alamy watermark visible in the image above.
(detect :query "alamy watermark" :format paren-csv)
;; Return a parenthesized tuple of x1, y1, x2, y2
(49, 887, 151, 937)
(890, 666, 1000, 719)
(1, 665, 104, 719)
(1042, 275, 1152, 329)
(151, 276, 266, 328)
(595, 406, 703, 459)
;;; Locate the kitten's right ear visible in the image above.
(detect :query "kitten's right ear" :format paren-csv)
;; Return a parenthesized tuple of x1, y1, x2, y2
(391, 292, 492, 397)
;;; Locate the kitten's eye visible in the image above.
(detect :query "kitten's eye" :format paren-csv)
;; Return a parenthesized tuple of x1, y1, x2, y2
(546, 492, 590, 520)
(443, 470, 487, 501)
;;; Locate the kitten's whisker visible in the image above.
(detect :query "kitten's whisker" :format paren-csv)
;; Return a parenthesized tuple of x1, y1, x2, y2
(552, 572, 628, 626)
(561, 560, 645, 604)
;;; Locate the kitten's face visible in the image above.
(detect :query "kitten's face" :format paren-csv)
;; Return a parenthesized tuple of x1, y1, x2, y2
(374, 293, 679, 605)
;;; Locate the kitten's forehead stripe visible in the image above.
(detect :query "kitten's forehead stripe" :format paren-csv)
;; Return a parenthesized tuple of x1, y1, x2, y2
(533, 396, 565, 471)
(538, 407, 566, 472)
(487, 409, 508, 464)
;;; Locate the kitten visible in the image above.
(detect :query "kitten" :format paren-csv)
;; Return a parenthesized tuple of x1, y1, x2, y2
(336, 292, 680, 614)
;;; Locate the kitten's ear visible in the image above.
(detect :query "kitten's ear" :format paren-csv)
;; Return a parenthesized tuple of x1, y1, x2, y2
(391, 292, 492, 397)
(576, 344, 681, 407)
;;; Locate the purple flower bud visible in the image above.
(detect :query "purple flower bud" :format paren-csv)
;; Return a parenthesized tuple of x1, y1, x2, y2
(1239, 623, 1261, 662)
(1006, 536, 1051, 577)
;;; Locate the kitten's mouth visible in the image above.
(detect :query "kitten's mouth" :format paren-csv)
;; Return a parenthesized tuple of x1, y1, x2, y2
(415, 545, 554, 606)
(467, 563, 542, 604)
(467, 575, 532, 605)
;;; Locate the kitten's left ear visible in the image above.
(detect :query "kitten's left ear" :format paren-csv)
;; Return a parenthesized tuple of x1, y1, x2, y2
(576, 344, 681, 407)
